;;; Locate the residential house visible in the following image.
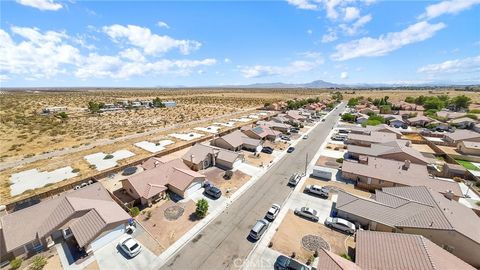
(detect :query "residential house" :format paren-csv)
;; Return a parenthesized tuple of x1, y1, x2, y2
(183, 143, 244, 171)
(359, 108, 379, 115)
(334, 186, 480, 267)
(42, 106, 67, 114)
(444, 130, 480, 145)
(346, 132, 398, 147)
(450, 117, 477, 129)
(241, 125, 280, 141)
(355, 114, 368, 125)
(355, 231, 476, 270)
(162, 101, 176, 107)
(271, 115, 289, 124)
(442, 163, 468, 179)
(385, 115, 406, 128)
(437, 110, 467, 121)
(341, 157, 462, 199)
(474, 123, 480, 133)
(458, 141, 480, 156)
(316, 248, 361, 270)
(0, 183, 130, 262)
(122, 157, 206, 204)
(347, 140, 430, 165)
(257, 120, 292, 133)
(406, 115, 434, 127)
(211, 130, 262, 152)
(348, 124, 403, 138)
(285, 110, 307, 122)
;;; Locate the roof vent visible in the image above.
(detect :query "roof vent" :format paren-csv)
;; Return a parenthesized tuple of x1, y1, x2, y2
(402, 160, 411, 170)
(444, 190, 454, 200)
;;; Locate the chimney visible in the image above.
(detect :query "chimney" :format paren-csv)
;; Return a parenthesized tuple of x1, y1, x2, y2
(444, 190, 454, 200)
(403, 160, 411, 170)
(190, 154, 195, 163)
(154, 161, 159, 167)
(211, 148, 216, 166)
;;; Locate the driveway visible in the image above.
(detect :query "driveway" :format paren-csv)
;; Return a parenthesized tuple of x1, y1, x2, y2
(288, 191, 334, 223)
(94, 235, 156, 270)
(234, 162, 264, 177)
(189, 187, 227, 212)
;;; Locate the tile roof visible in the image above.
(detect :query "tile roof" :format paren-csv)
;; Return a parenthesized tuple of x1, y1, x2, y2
(347, 140, 430, 164)
(407, 115, 434, 123)
(437, 110, 467, 119)
(341, 157, 462, 196)
(215, 130, 261, 148)
(183, 143, 241, 164)
(317, 249, 362, 270)
(0, 183, 129, 251)
(450, 117, 477, 124)
(337, 186, 480, 245)
(347, 131, 398, 144)
(356, 231, 475, 270)
(444, 130, 480, 142)
(461, 140, 480, 149)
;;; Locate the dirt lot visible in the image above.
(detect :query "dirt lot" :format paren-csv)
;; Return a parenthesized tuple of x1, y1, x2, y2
(301, 178, 372, 199)
(202, 167, 251, 197)
(270, 210, 351, 263)
(243, 151, 275, 167)
(411, 143, 437, 154)
(83, 261, 100, 270)
(325, 143, 347, 152)
(137, 199, 199, 251)
(316, 156, 342, 169)
(402, 133, 424, 141)
(263, 140, 288, 151)
(43, 252, 62, 270)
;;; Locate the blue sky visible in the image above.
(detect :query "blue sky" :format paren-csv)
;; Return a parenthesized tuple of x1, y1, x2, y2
(0, 0, 479, 87)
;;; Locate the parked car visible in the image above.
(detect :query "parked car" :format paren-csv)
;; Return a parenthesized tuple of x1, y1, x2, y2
(338, 129, 349, 134)
(249, 219, 269, 240)
(331, 135, 346, 141)
(274, 255, 310, 270)
(324, 217, 356, 234)
(290, 129, 299, 134)
(118, 236, 142, 257)
(287, 147, 295, 153)
(204, 184, 222, 199)
(294, 207, 319, 222)
(304, 185, 329, 198)
(321, 119, 325, 122)
(262, 146, 274, 154)
(288, 173, 302, 186)
(265, 204, 281, 220)
(303, 135, 309, 139)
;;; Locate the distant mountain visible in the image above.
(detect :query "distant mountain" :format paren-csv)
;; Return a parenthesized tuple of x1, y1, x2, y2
(222, 80, 346, 88)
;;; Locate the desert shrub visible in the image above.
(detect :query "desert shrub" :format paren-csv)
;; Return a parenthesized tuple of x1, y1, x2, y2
(453, 176, 462, 182)
(29, 256, 47, 270)
(145, 210, 152, 220)
(129, 207, 140, 217)
(224, 170, 233, 180)
(10, 258, 22, 269)
(104, 154, 114, 159)
(468, 109, 480, 114)
(195, 199, 209, 218)
(336, 158, 344, 163)
(72, 168, 80, 173)
(341, 253, 352, 261)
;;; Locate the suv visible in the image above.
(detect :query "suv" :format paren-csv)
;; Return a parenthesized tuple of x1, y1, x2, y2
(249, 219, 269, 240)
(304, 185, 329, 198)
(262, 146, 274, 154)
(265, 204, 281, 220)
(274, 255, 310, 270)
(324, 217, 356, 234)
(204, 184, 222, 199)
(288, 173, 302, 186)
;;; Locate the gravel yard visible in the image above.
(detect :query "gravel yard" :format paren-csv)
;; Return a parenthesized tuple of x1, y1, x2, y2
(202, 166, 251, 197)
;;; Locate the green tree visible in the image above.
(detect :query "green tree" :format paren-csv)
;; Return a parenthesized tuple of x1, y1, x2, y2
(195, 198, 209, 218)
(404, 96, 415, 103)
(347, 98, 359, 107)
(341, 113, 356, 122)
(10, 258, 22, 270)
(379, 105, 392, 114)
(423, 97, 445, 110)
(451, 95, 471, 110)
(129, 207, 140, 217)
(152, 97, 166, 108)
(414, 95, 427, 105)
(87, 101, 104, 113)
(29, 256, 47, 270)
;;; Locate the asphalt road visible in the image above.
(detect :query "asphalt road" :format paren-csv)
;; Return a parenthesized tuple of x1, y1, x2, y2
(160, 103, 345, 270)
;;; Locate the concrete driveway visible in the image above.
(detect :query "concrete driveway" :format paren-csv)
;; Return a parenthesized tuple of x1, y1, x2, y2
(288, 191, 334, 223)
(189, 186, 227, 211)
(94, 235, 156, 270)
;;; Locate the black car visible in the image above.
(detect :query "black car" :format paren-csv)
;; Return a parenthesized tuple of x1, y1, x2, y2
(204, 184, 222, 199)
(274, 255, 309, 270)
(261, 147, 274, 154)
(287, 147, 295, 153)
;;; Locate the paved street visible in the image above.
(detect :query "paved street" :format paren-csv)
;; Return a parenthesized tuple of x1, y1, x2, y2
(160, 103, 345, 270)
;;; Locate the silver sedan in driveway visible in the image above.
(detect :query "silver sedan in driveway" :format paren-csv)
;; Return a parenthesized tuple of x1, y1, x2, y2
(324, 217, 356, 234)
(294, 207, 319, 222)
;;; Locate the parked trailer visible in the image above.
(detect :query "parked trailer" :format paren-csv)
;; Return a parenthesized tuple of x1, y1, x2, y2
(312, 166, 335, 180)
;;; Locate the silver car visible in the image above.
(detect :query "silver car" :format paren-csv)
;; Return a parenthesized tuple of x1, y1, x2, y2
(288, 173, 302, 186)
(118, 235, 142, 257)
(249, 219, 270, 240)
(294, 207, 319, 222)
(304, 185, 329, 198)
(324, 217, 356, 234)
(265, 204, 281, 220)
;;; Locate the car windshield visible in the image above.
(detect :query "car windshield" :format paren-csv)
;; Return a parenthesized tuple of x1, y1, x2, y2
(129, 243, 139, 250)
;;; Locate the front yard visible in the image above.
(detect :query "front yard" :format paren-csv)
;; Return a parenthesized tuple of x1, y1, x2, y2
(456, 159, 480, 171)
(202, 166, 251, 197)
(243, 151, 275, 167)
(270, 211, 352, 263)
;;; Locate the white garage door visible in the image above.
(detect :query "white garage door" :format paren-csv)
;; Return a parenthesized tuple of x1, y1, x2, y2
(90, 224, 125, 252)
(184, 181, 202, 198)
(233, 159, 243, 168)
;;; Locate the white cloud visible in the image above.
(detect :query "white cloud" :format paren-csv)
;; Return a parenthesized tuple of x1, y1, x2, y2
(344, 6, 360, 21)
(419, 0, 480, 20)
(325, 0, 342, 19)
(340, 71, 348, 79)
(103, 24, 201, 55)
(240, 60, 318, 78)
(157, 21, 170, 29)
(16, 0, 62, 11)
(300, 51, 324, 61)
(332, 21, 446, 61)
(286, 0, 318, 10)
(0, 74, 10, 82)
(119, 48, 146, 62)
(307, 29, 313, 35)
(224, 58, 231, 63)
(417, 55, 480, 74)
(321, 29, 338, 43)
(339, 14, 372, 35)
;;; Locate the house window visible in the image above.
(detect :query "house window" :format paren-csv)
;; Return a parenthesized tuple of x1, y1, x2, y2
(379, 180, 384, 184)
(367, 177, 372, 184)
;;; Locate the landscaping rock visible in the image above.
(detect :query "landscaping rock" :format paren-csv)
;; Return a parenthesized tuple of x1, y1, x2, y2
(164, 205, 185, 220)
(301, 234, 330, 252)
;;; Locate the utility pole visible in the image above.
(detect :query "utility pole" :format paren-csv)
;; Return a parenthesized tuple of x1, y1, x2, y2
(304, 152, 309, 176)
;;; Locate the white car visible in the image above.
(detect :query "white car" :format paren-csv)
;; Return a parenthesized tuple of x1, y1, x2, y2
(118, 235, 142, 257)
(294, 207, 319, 222)
(303, 135, 309, 139)
(305, 185, 329, 198)
(266, 204, 281, 220)
(324, 217, 356, 234)
(288, 173, 302, 186)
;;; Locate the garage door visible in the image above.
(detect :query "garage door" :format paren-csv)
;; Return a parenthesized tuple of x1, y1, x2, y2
(184, 181, 202, 199)
(90, 224, 125, 252)
(233, 159, 243, 168)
